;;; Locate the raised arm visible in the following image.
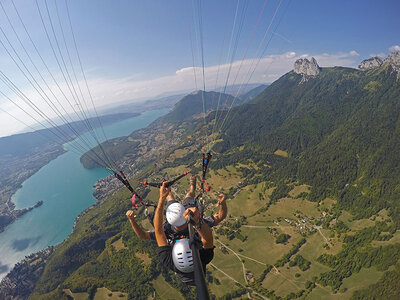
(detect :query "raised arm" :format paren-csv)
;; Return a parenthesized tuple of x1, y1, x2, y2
(196, 222, 214, 249)
(184, 207, 214, 249)
(126, 210, 151, 239)
(154, 182, 170, 247)
(213, 193, 227, 225)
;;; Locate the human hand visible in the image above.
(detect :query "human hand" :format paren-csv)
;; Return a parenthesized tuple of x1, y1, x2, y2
(126, 210, 136, 220)
(184, 207, 200, 225)
(159, 181, 170, 200)
(216, 193, 226, 206)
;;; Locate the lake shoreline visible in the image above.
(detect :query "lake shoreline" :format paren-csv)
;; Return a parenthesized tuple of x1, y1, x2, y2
(0, 112, 141, 234)
(0, 108, 169, 288)
(0, 148, 66, 233)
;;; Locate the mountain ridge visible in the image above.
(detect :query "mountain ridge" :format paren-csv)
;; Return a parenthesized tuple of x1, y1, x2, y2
(214, 60, 400, 223)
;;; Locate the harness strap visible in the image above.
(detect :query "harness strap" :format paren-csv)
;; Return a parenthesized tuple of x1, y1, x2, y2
(195, 152, 212, 218)
(114, 171, 154, 208)
(139, 169, 192, 188)
(200, 152, 212, 192)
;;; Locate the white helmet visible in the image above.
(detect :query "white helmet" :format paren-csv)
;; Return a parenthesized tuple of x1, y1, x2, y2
(172, 238, 194, 273)
(166, 202, 187, 227)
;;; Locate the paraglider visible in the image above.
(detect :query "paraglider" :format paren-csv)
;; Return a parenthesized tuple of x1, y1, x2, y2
(126, 171, 227, 298)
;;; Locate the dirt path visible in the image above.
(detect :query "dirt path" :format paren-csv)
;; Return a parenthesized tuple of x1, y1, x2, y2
(242, 225, 267, 228)
(236, 253, 267, 265)
(216, 239, 248, 285)
(210, 263, 270, 300)
(217, 236, 303, 293)
(242, 225, 292, 229)
(316, 226, 332, 247)
(269, 265, 302, 290)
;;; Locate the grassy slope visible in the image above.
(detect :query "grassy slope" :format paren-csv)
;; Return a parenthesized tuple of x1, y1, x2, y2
(217, 65, 400, 223)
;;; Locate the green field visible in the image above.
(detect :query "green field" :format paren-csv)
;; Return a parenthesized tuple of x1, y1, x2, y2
(339, 210, 375, 232)
(152, 276, 185, 300)
(274, 149, 288, 157)
(227, 183, 270, 217)
(63, 287, 128, 300)
(372, 230, 400, 247)
(135, 252, 151, 266)
(111, 237, 127, 252)
(201, 177, 393, 299)
(94, 287, 128, 300)
(339, 267, 384, 298)
(288, 185, 310, 198)
(266, 197, 321, 220)
(208, 165, 242, 193)
(208, 262, 246, 298)
(207, 183, 323, 297)
(63, 289, 88, 300)
(211, 244, 247, 286)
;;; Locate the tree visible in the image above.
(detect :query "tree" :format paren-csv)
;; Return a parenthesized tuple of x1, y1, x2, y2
(276, 234, 290, 244)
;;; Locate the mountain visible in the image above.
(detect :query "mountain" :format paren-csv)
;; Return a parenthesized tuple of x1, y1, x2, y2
(215, 54, 400, 223)
(213, 83, 268, 97)
(98, 94, 186, 115)
(161, 90, 242, 123)
(0, 113, 137, 158)
(238, 84, 268, 103)
(11, 54, 400, 300)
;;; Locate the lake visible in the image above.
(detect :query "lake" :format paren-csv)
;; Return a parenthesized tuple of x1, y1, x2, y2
(0, 108, 168, 280)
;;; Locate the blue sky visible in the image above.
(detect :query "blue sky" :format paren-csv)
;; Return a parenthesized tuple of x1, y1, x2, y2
(65, 0, 400, 76)
(0, 0, 399, 137)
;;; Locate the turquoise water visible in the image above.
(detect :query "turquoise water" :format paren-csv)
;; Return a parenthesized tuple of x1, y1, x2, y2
(0, 108, 168, 279)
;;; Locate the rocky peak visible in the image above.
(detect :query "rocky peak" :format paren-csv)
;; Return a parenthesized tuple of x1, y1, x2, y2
(294, 57, 320, 76)
(293, 57, 320, 83)
(385, 51, 400, 66)
(384, 51, 400, 80)
(358, 56, 383, 70)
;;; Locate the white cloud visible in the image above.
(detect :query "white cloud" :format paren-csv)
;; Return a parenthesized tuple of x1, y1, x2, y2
(389, 45, 400, 52)
(370, 52, 386, 58)
(286, 52, 296, 58)
(0, 50, 361, 137)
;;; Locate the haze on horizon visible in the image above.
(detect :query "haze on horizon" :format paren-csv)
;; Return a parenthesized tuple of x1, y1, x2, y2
(0, 0, 399, 137)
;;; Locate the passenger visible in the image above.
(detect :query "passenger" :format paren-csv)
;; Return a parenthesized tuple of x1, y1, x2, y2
(126, 175, 227, 243)
(153, 182, 214, 285)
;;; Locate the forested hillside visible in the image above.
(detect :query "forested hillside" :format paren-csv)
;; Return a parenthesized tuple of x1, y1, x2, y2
(161, 90, 241, 123)
(216, 64, 400, 223)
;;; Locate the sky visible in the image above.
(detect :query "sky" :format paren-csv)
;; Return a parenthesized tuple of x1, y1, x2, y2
(0, 0, 399, 137)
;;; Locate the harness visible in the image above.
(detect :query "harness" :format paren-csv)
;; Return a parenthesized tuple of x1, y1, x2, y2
(200, 152, 212, 194)
(113, 171, 153, 208)
(116, 153, 212, 224)
(195, 152, 212, 218)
